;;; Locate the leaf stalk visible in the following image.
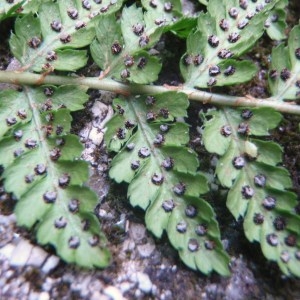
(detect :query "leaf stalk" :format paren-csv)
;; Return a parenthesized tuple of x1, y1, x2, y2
(0, 70, 299, 115)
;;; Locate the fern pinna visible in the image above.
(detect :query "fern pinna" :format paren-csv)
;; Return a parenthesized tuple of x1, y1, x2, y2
(0, 0, 299, 277)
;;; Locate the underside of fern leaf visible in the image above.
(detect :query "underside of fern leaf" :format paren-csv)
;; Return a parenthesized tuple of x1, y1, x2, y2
(181, 0, 281, 88)
(105, 92, 230, 276)
(0, 85, 110, 268)
(9, 0, 124, 72)
(202, 107, 300, 276)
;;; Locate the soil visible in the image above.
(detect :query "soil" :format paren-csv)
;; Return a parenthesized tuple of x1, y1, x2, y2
(1, 2, 300, 300)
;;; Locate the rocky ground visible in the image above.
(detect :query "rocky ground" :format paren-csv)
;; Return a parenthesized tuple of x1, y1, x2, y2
(1, 1, 300, 300)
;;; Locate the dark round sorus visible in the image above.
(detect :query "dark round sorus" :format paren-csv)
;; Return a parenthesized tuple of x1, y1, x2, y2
(207, 78, 217, 87)
(17, 109, 27, 119)
(232, 156, 245, 169)
(195, 224, 208, 236)
(68, 236, 80, 249)
(295, 48, 300, 59)
(6, 0, 14, 3)
(266, 233, 278, 246)
(82, 0, 91, 10)
(295, 251, 300, 260)
(280, 251, 290, 263)
(219, 19, 230, 31)
(138, 147, 151, 158)
(116, 105, 124, 115)
(153, 134, 165, 146)
(228, 32, 240, 43)
(229, 7, 239, 18)
(139, 35, 149, 47)
(42, 63, 52, 71)
(246, 11, 256, 20)
(68, 199, 80, 213)
(132, 23, 144, 36)
(205, 240, 215, 250)
(152, 173, 164, 185)
(162, 199, 175, 212)
(193, 54, 204, 66)
(208, 35, 219, 47)
(176, 221, 187, 233)
(239, 0, 248, 9)
(131, 160, 140, 170)
(60, 33, 71, 43)
(67, 8, 78, 19)
(188, 239, 199, 252)
(183, 54, 193, 66)
(44, 87, 54, 96)
(28, 37, 41, 48)
(254, 174, 266, 188)
(218, 49, 233, 59)
(262, 196, 276, 210)
(285, 234, 297, 247)
(161, 157, 174, 170)
(56, 125, 63, 135)
(159, 108, 169, 119)
(273, 216, 286, 231)
(160, 124, 169, 133)
(256, 3, 265, 12)
(164, 2, 173, 12)
(280, 68, 291, 81)
(209, 65, 221, 76)
(145, 95, 156, 105)
(253, 213, 264, 225)
(34, 164, 47, 175)
(125, 120, 135, 129)
(173, 182, 186, 196)
(25, 174, 34, 183)
(13, 130, 23, 141)
(126, 143, 135, 151)
(241, 185, 255, 199)
(25, 138, 37, 149)
(14, 148, 24, 157)
(220, 125, 232, 137)
(295, 80, 300, 88)
(75, 21, 86, 30)
(237, 122, 249, 135)
(120, 69, 130, 79)
(43, 191, 57, 203)
(238, 19, 249, 29)
(224, 65, 236, 76)
(241, 109, 253, 119)
(58, 173, 71, 188)
(50, 20, 62, 32)
(100, 5, 108, 12)
(6, 117, 17, 126)
(149, 0, 157, 8)
(146, 111, 156, 122)
(88, 235, 100, 247)
(49, 148, 61, 161)
(46, 50, 57, 61)
(124, 55, 134, 67)
(111, 42, 122, 54)
(54, 216, 67, 229)
(81, 219, 90, 231)
(185, 205, 197, 218)
(154, 19, 164, 26)
(116, 128, 126, 139)
(137, 57, 147, 69)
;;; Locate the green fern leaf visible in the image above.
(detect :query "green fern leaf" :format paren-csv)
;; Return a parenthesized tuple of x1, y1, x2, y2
(181, 0, 281, 88)
(90, 5, 163, 84)
(202, 107, 300, 276)
(0, 86, 110, 268)
(105, 92, 230, 275)
(269, 25, 300, 101)
(9, 0, 124, 72)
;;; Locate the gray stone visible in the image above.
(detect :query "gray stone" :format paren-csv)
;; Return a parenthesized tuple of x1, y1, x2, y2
(10, 239, 33, 267)
(41, 255, 59, 273)
(136, 272, 152, 293)
(137, 243, 155, 258)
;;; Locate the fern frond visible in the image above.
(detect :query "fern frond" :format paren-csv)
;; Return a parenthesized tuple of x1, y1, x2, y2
(0, 86, 110, 268)
(9, 0, 124, 72)
(202, 107, 300, 276)
(105, 92, 230, 275)
(269, 25, 300, 101)
(181, 0, 281, 88)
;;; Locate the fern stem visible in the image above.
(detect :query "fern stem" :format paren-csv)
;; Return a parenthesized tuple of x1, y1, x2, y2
(1, 70, 300, 115)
